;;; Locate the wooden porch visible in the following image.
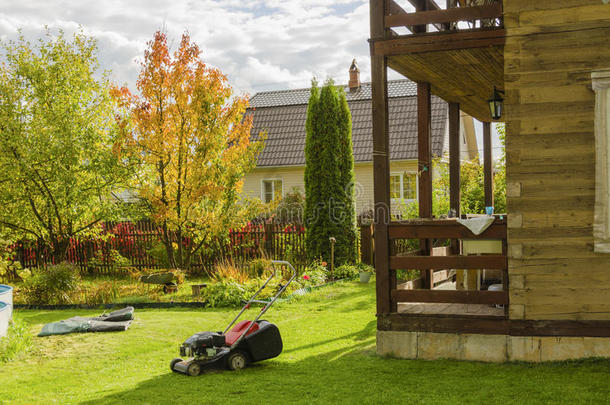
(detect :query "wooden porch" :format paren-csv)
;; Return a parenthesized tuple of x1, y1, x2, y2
(370, 0, 507, 335)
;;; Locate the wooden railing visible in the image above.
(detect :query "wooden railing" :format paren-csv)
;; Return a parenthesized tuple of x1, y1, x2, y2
(385, 218, 508, 311)
(385, 0, 503, 36)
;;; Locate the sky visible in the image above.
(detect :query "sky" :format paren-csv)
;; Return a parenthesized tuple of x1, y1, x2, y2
(0, 0, 500, 159)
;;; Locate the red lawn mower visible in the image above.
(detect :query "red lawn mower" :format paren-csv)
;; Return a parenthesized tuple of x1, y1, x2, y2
(171, 260, 296, 376)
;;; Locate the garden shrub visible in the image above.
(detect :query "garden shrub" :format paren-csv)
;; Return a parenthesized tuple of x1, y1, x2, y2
(355, 262, 374, 273)
(89, 248, 131, 270)
(246, 258, 272, 279)
(201, 280, 255, 307)
(333, 264, 359, 280)
(201, 269, 300, 307)
(21, 263, 80, 305)
(0, 318, 32, 362)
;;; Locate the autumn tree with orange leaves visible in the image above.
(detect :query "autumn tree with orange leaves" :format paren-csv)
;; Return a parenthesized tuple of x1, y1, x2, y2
(113, 31, 264, 269)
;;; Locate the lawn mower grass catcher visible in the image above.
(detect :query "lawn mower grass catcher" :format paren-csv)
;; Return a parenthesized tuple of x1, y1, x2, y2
(171, 260, 296, 376)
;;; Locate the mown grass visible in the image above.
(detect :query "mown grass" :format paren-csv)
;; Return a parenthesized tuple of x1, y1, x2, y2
(2, 282, 609, 404)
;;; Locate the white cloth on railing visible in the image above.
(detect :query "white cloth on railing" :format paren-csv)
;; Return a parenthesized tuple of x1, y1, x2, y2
(457, 216, 495, 235)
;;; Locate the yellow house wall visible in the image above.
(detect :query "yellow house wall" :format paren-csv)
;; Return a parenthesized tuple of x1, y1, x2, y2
(504, 0, 610, 321)
(241, 160, 419, 215)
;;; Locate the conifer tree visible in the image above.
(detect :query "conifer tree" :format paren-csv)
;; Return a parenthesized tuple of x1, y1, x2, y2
(304, 79, 357, 265)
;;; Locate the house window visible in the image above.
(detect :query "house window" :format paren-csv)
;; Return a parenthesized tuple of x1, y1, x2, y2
(390, 172, 417, 201)
(592, 70, 610, 252)
(262, 179, 283, 203)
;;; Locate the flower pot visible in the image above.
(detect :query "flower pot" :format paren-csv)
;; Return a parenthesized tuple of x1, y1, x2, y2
(359, 271, 372, 283)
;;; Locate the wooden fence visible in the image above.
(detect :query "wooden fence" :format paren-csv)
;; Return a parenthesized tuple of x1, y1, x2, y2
(12, 221, 309, 275)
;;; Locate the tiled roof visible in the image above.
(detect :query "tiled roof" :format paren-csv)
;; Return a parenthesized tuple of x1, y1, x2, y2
(248, 80, 447, 167)
(249, 80, 417, 108)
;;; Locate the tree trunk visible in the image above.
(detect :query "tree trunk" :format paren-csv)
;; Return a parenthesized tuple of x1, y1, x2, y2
(51, 236, 70, 265)
(162, 220, 176, 268)
(176, 227, 184, 269)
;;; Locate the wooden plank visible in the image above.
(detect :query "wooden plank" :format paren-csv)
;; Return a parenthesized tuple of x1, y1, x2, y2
(390, 254, 507, 270)
(370, 0, 393, 315)
(374, 28, 506, 56)
(378, 313, 509, 334)
(483, 122, 493, 208)
(388, 222, 506, 239)
(392, 289, 509, 305)
(378, 314, 610, 337)
(418, 81, 433, 289)
(418, 82, 432, 219)
(385, 3, 503, 28)
(509, 320, 610, 337)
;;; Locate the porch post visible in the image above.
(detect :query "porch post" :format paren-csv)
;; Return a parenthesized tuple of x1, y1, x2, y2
(483, 121, 494, 208)
(418, 82, 433, 289)
(449, 102, 461, 254)
(370, 0, 394, 314)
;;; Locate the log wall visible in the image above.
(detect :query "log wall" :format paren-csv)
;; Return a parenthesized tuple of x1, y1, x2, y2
(504, 0, 610, 320)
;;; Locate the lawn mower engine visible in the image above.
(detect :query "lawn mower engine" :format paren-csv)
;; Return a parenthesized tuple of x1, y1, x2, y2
(180, 331, 226, 359)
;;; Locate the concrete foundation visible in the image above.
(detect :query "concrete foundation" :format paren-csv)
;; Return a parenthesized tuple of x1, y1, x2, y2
(377, 331, 610, 362)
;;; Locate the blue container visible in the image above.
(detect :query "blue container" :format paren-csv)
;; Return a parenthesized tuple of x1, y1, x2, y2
(0, 284, 13, 319)
(0, 302, 8, 338)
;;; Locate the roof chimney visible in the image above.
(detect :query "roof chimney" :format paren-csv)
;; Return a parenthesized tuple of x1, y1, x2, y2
(348, 58, 360, 91)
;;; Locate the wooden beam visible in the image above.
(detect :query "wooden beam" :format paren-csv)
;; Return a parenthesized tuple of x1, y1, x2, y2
(449, 103, 461, 220)
(392, 289, 509, 305)
(370, 0, 393, 315)
(417, 82, 433, 289)
(390, 254, 507, 270)
(483, 121, 493, 208)
(388, 222, 506, 239)
(510, 320, 610, 338)
(406, 0, 441, 12)
(418, 83, 432, 219)
(379, 314, 610, 338)
(373, 28, 506, 56)
(379, 313, 508, 334)
(385, 3, 503, 28)
(387, 0, 415, 33)
(412, 0, 428, 33)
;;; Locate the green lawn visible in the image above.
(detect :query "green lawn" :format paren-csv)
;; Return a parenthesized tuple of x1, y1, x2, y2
(2, 282, 609, 404)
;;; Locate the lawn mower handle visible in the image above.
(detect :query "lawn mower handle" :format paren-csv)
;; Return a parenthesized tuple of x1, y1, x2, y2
(222, 261, 297, 347)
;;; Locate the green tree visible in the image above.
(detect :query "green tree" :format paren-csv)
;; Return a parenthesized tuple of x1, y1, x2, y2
(304, 79, 357, 265)
(0, 29, 131, 262)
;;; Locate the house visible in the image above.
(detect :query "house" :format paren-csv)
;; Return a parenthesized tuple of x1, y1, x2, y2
(370, 0, 610, 362)
(241, 62, 478, 215)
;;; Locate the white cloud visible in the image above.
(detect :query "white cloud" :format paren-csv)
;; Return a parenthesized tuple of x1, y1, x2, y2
(0, 0, 372, 96)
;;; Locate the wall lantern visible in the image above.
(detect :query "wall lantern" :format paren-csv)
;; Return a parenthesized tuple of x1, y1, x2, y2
(488, 86, 505, 120)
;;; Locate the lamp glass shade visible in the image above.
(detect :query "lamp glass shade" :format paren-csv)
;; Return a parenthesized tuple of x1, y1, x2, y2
(488, 89, 504, 120)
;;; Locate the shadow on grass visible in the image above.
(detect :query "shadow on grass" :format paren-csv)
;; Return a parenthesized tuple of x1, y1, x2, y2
(81, 337, 377, 405)
(283, 319, 375, 354)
